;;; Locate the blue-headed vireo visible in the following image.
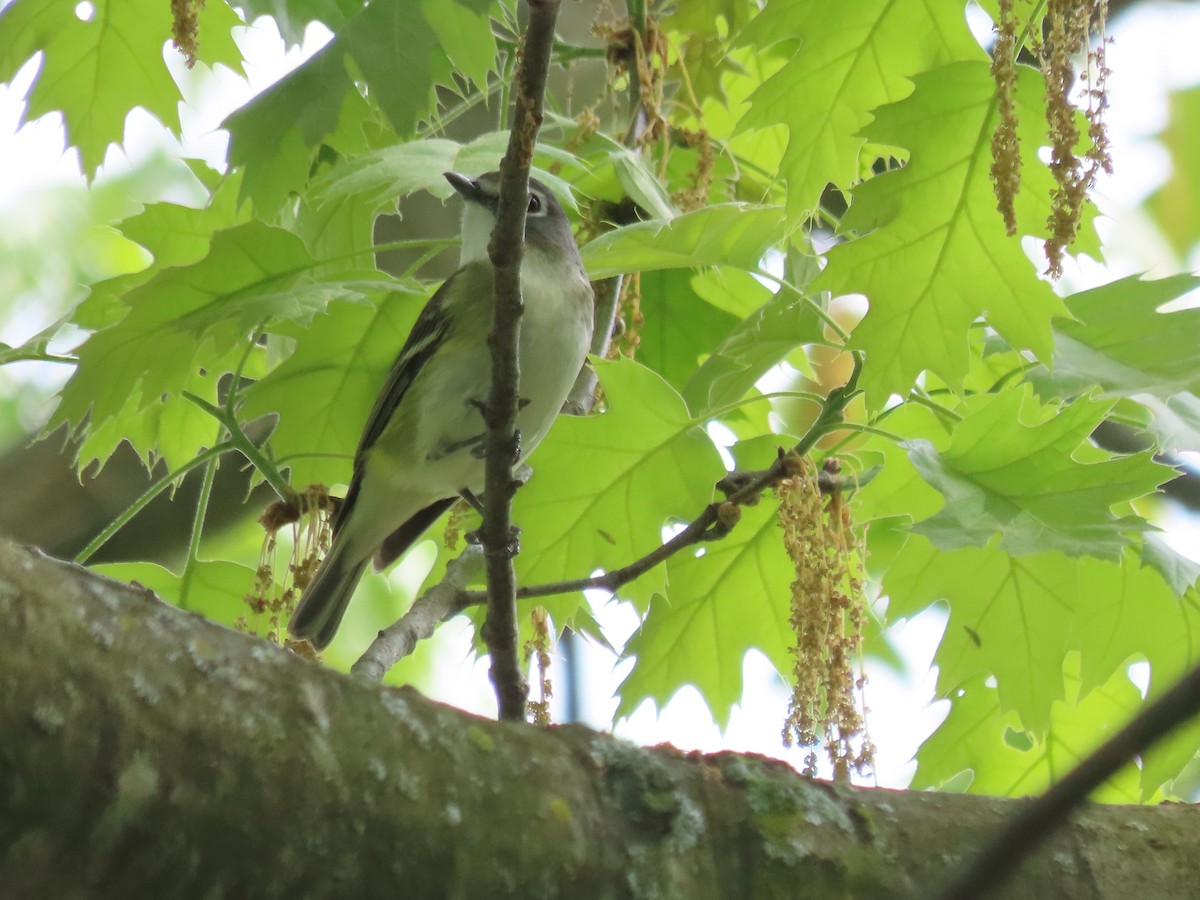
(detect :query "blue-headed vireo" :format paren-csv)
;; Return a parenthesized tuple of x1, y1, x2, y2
(288, 171, 594, 650)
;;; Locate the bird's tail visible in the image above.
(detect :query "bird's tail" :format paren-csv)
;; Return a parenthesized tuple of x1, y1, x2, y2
(288, 537, 369, 651)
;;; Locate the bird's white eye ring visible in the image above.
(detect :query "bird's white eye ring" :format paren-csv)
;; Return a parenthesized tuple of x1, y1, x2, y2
(528, 193, 542, 214)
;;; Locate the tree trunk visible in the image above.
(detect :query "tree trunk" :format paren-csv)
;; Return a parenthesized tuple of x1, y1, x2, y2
(0, 537, 1195, 899)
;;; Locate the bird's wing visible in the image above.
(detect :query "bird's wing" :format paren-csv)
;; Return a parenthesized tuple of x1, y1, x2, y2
(355, 280, 457, 459)
(331, 275, 457, 533)
(332, 264, 495, 534)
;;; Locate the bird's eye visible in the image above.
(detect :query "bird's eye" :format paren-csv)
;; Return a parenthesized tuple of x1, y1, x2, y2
(528, 193, 542, 214)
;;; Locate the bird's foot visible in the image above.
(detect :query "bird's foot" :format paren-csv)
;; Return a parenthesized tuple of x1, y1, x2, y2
(465, 523, 522, 557)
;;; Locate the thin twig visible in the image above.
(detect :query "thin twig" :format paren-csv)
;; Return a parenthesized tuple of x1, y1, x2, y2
(182, 391, 295, 502)
(476, 354, 864, 602)
(933, 657, 1200, 900)
(352, 546, 485, 682)
(480, 0, 563, 723)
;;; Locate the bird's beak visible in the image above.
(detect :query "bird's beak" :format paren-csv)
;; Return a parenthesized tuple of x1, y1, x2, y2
(444, 172, 486, 205)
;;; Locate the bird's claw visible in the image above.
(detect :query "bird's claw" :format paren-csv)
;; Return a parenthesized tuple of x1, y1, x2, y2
(465, 524, 522, 557)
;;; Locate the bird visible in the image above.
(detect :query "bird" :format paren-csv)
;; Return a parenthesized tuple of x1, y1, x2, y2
(287, 171, 594, 651)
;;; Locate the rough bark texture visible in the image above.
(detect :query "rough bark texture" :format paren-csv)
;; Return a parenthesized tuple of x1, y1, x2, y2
(1, 537, 1198, 899)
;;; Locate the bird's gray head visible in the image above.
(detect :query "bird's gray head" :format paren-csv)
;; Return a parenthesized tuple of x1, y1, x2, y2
(444, 171, 580, 269)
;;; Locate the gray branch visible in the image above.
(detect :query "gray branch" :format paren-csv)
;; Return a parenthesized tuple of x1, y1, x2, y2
(3, 537, 1199, 899)
(352, 545, 484, 682)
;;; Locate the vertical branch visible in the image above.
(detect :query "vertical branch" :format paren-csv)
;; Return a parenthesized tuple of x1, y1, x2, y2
(481, 0, 562, 722)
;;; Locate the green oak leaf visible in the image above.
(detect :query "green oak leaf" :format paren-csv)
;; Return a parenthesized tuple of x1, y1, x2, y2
(683, 284, 823, 414)
(912, 666, 1148, 803)
(690, 47, 788, 194)
(93, 559, 263, 628)
(72, 354, 239, 472)
(241, 288, 424, 488)
(224, 0, 495, 208)
(1139, 679, 1200, 801)
(581, 205, 786, 278)
(1069, 556, 1200, 799)
(851, 402, 952, 526)
(1135, 587, 1200, 799)
(283, 92, 387, 262)
(1073, 552, 1198, 695)
(893, 535, 1200, 791)
(818, 62, 1070, 404)
(55, 223, 314, 443)
(908, 387, 1169, 560)
(1023, 274, 1200, 454)
(736, 0, 979, 217)
(1140, 533, 1200, 596)
(1132, 393, 1200, 454)
(224, 49, 362, 213)
(0, 0, 242, 175)
(234, 0, 360, 45)
(75, 175, 251, 329)
(610, 149, 678, 221)
(885, 534, 1077, 735)
(635, 269, 741, 394)
(692, 266, 783, 319)
(513, 358, 725, 623)
(1035, 274, 1200, 401)
(309, 133, 580, 212)
(53, 222, 388, 467)
(664, 0, 758, 106)
(614, 498, 794, 729)
(293, 190, 379, 272)
(666, 0, 754, 36)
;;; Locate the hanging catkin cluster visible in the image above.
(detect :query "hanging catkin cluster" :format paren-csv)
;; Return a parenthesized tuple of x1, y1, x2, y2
(612, 272, 644, 358)
(990, 0, 1111, 277)
(776, 457, 874, 782)
(990, 0, 1022, 237)
(524, 606, 554, 727)
(170, 0, 203, 68)
(246, 486, 334, 648)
